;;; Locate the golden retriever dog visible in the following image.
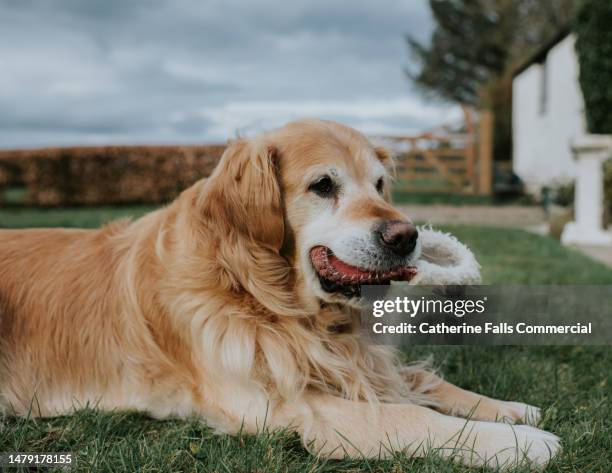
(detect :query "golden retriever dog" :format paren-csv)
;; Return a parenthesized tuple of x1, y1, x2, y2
(0, 120, 559, 469)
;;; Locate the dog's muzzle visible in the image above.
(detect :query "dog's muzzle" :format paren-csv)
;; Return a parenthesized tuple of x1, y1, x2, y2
(309, 245, 417, 298)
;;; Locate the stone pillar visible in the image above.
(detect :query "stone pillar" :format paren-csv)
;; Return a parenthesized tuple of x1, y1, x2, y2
(561, 135, 612, 246)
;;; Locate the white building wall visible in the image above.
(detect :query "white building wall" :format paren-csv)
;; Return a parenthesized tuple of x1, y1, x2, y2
(512, 35, 587, 194)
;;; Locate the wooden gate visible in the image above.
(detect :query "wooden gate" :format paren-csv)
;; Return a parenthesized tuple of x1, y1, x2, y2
(377, 108, 493, 195)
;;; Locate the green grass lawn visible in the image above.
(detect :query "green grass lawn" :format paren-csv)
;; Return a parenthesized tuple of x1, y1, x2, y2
(1, 207, 611, 472)
(0, 205, 156, 229)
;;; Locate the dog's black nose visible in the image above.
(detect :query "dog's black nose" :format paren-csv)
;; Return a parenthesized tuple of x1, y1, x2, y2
(378, 220, 418, 257)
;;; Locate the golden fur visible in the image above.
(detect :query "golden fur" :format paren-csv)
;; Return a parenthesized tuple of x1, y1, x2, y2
(0, 120, 559, 469)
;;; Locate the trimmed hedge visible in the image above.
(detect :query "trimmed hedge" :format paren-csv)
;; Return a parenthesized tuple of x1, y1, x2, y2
(575, 0, 612, 134)
(0, 145, 225, 206)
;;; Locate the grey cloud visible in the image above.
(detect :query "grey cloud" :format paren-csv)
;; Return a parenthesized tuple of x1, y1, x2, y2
(0, 0, 445, 148)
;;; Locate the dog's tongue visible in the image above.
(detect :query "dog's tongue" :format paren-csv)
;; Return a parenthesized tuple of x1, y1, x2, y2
(310, 246, 416, 284)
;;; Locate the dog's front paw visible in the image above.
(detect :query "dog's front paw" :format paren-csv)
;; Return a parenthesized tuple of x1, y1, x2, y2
(466, 398, 542, 426)
(495, 401, 541, 426)
(467, 423, 561, 471)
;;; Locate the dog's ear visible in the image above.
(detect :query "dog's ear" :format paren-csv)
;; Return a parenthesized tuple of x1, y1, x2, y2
(374, 145, 396, 203)
(202, 138, 284, 250)
(374, 145, 391, 165)
(200, 139, 305, 316)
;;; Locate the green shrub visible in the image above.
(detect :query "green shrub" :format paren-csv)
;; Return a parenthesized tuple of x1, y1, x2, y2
(550, 180, 575, 207)
(550, 158, 612, 225)
(575, 0, 612, 134)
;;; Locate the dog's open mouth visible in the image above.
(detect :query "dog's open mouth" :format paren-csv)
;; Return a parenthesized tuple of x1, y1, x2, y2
(310, 246, 417, 298)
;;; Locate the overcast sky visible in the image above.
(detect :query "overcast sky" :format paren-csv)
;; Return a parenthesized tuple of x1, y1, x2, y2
(0, 0, 459, 148)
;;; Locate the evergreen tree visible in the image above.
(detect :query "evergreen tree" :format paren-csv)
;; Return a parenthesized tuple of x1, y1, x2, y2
(407, 0, 575, 160)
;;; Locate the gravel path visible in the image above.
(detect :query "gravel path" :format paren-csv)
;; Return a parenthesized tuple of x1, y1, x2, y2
(397, 204, 546, 227)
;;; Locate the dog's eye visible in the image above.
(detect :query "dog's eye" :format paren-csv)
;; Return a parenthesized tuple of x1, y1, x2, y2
(376, 177, 384, 194)
(308, 175, 336, 197)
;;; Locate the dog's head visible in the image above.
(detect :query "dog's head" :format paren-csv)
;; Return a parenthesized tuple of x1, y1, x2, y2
(201, 119, 420, 313)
